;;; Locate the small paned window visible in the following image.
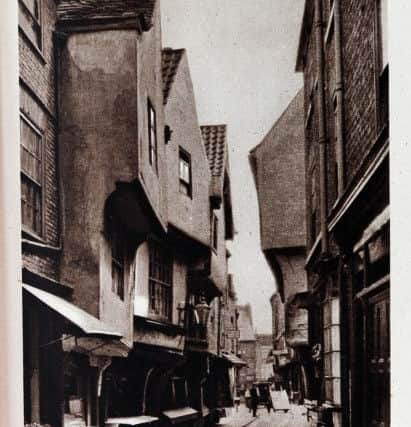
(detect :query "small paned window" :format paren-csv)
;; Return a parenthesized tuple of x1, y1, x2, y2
(179, 148, 192, 197)
(111, 232, 125, 300)
(148, 99, 158, 171)
(323, 298, 341, 405)
(148, 242, 173, 321)
(20, 115, 42, 236)
(19, 0, 42, 50)
(212, 213, 218, 251)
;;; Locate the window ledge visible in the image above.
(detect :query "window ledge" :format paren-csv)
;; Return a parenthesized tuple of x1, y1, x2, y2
(22, 226, 45, 244)
(22, 238, 61, 256)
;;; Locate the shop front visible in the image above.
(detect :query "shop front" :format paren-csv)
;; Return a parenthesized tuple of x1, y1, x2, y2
(22, 283, 129, 427)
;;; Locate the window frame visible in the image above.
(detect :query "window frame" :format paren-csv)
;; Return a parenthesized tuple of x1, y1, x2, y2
(178, 147, 192, 198)
(322, 297, 341, 405)
(147, 98, 158, 172)
(111, 231, 125, 301)
(18, 0, 43, 53)
(20, 113, 44, 239)
(171, 377, 188, 409)
(148, 241, 173, 322)
(212, 213, 218, 252)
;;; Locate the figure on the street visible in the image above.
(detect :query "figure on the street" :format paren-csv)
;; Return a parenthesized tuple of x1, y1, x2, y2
(250, 385, 259, 418)
(245, 388, 251, 413)
(234, 394, 240, 412)
(266, 393, 273, 414)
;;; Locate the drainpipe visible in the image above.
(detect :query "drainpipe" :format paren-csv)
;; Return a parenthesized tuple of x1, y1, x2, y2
(334, 0, 346, 196)
(314, 0, 329, 255)
(334, 4, 349, 425)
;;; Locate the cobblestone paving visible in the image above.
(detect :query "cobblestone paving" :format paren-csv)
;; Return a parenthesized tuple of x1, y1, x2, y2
(218, 404, 310, 427)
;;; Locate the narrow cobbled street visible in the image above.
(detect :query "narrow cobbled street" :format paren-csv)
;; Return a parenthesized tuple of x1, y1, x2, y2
(218, 404, 309, 427)
(1, 1, 392, 427)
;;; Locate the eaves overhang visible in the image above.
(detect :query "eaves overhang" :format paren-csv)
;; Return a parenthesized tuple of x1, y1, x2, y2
(105, 180, 167, 240)
(166, 223, 211, 261)
(57, 0, 156, 33)
(263, 250, 285, 303)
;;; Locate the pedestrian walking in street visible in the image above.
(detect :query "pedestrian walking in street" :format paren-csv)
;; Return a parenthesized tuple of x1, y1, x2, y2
(266, 393, 273, 414)
(234, 394, 240, 412)
(245, 388, 251, 413)
(250, 385, 259, 418)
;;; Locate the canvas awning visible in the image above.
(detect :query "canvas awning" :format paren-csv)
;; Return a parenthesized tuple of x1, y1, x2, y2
(23, 284, 122, 339)
(221, 353, 247, 367)
(105, 415, 159, 426)
(162, 407, 198, 424)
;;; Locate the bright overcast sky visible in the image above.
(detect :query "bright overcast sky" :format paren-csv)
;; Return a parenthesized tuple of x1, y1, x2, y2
(161, 0, 305, 333)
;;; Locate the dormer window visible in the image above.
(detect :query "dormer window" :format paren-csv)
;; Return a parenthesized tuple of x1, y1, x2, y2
(179, 148, 192, 197)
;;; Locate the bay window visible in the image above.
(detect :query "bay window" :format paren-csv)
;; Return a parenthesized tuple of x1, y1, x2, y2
(148, 242, 173, 321)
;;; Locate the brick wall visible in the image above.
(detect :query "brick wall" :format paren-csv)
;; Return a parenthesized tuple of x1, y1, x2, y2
(324, 7, 338, 210)
(342, 0, 378, 185)
(19, 0, 60, 281)
(302, 0, 381, 256)
(303, 23, 320, 251)
(19, 0, 57, 114)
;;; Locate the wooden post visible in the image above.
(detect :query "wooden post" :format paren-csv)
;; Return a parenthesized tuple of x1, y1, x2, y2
(0, 0, 25, 425)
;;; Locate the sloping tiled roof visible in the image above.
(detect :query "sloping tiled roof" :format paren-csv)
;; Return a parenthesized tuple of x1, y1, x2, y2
(161, 48, 184, 105)
(200, 125, 227, 198)
(57, 0, 156, 28)
(237, 305, 256, 342)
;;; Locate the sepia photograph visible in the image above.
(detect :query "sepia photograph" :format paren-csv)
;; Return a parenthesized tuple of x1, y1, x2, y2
(0, 0, 402, 426)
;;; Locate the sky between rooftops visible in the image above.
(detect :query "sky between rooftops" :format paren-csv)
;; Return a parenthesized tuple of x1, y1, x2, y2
(162, 0, 305, 334)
